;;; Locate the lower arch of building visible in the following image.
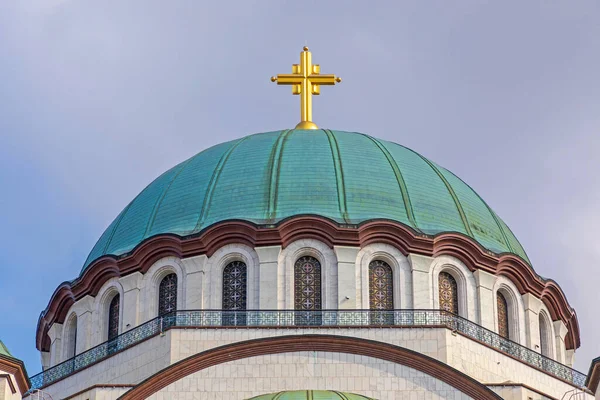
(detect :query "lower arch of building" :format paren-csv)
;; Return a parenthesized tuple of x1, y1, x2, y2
(118, 334, 501, 400)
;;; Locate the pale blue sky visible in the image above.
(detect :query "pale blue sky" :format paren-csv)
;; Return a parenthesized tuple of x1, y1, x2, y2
(0, 0, 598, 375)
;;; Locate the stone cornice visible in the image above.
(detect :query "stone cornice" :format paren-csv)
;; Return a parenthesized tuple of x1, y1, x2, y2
(36, 216, 581, 351)
(585, 357, 600, 393)
(117, 334, 502, 400)
(0, 354, 30, 395)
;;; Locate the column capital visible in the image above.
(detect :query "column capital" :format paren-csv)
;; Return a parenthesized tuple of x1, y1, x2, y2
(47, 322, 63, 342)
(473, 270, 496, 290)
(255, 246, 281, 263)
(333, 246, 360, 263)
(408, 254, 433, 273)
(522, 293, 543, 313)
(119, 272, 143, 292)
(553, 320, 568, 339)
(181, 255, 207, 275)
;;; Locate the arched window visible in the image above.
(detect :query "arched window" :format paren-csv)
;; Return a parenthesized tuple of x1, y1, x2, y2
(438, 272, 458, 314)
(497, 292, 509, 339)
(223, 261, 247, 310)
(108, 294, 120, 341)
(64, 314, 78, 359)
(158, 273, 178, 316)
(369, 260, 394, 310)
(539, 313, 551, 357)
(222, 261, 247, 326)
(294, 256, 322, 325)
(369, 260, 394, 325)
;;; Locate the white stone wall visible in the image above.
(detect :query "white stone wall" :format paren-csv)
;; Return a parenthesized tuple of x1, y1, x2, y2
(149, 351, 473, 400)
(41, 241, 576, 395)
(0, 373, 21, 400)
(62, 386, 132, 400)
(41, 328, 589, 400)
(42, 332, 171, 399)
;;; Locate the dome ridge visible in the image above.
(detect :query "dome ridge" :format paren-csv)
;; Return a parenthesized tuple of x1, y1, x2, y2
(356, 132, 419, 231)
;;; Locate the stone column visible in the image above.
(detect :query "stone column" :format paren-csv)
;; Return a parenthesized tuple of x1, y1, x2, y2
(75, 296, 94, 354)
(409, 254, 434, 309)
(522, 293, 543, 351)
(255, 246, 281, 309)
(181, 256, 207, 310)
(552, 320, 568, 363)
(565, 349, 576, 368)
(119, 273, 143, 332)
(473, 270, 496, 331)
(40, 351, 51, 371)
(334, 246, 359, 309)
(47, 323, 63, 366)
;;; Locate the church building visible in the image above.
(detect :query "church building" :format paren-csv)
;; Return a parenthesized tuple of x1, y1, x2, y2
(10, 47, 600, 399)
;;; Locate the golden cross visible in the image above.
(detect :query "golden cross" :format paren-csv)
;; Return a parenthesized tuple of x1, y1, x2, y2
(271, 46, 341, 130)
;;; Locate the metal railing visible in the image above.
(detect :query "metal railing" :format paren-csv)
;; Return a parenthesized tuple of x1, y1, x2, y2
(28, 309, 587, 390)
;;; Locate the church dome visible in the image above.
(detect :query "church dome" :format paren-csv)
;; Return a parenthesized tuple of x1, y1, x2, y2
(247, 390, 375, 400)
(83, 129, 529, 272)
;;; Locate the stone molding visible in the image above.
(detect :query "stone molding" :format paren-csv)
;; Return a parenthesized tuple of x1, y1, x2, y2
(116, 334, 502, 400)
(0, 355, 30, 396)
(36, 216, 580, 351)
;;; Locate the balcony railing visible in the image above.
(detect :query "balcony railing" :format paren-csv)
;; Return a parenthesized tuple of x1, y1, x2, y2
(28, 309, 587, 390)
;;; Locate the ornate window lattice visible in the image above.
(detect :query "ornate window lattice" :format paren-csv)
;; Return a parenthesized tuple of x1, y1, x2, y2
(158, 273, 178, 316)
(497, 292, 509, 339)
(539, 314, 549, 357)
(294, 256, 322, 311)
(222, 261, 247, 310)
(108, 294, 120, 341)
(438, 272, 459, 314)
(369, 260, 393, 310)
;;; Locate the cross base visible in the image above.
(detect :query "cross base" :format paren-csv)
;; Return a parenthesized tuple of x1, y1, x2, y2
(295, 120, 319, 130)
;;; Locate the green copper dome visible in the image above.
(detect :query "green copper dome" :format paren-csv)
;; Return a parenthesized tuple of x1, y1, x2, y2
(246, 390, 375, 400)
(83, 129, 529, 272)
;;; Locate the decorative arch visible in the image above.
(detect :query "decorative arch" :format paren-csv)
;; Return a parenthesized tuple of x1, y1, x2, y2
(92, 279, 124, 345)
(117, 335, 501, 400)
(431, 256, 478, 321)
(139, 257, 185, 321)
(206, 244, 259, 309)
(37, 217, 582, 353)
(539, 309, 555, 359)
(496, 292, 509, 338)
(62, 312, 78, 360)
(356, 243, 411, 309)
(492, 276, 526, 344)
(278, 239, 338, 309)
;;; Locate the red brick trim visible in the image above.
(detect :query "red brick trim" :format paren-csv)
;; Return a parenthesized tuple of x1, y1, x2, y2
(36, 217, 580, 351)
(117, 334, 502, 400)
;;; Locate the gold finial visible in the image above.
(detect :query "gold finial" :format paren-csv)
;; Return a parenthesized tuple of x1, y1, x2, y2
(271, 46, 341, 130)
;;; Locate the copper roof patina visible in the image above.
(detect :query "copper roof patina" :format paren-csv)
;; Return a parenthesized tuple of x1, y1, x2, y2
(83, 130, 529, 273)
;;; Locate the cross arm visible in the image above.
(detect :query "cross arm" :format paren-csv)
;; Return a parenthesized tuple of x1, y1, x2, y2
(270, 74, 304, 85)
(308, 74, 342, 85)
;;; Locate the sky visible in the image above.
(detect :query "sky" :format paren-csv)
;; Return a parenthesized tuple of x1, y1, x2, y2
(0, 0, 598, 376)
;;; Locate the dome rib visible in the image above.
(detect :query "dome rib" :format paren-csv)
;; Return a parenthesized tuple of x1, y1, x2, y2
(323, 129, 350, 223)
(194, 136, 249, 231)
(266, 129, 293, 222)
(412, 151, 474, 237)
(144, 158, 194, 238)
(358, 133, 419, 230)
(80, 130, 531, 272)
(442, 166, 515, 254)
